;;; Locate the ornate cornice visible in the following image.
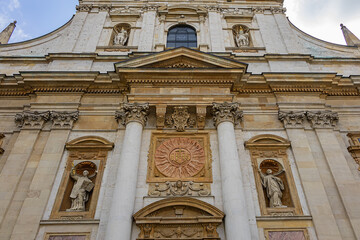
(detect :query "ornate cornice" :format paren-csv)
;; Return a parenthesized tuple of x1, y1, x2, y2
(306, 111, 339, 129)
(15, 111, 50, 129)
(50, 111, 79, 129)
(212, 102, 243, 127)
(278, 111, 306, 129)
(115, 103, 150, 127)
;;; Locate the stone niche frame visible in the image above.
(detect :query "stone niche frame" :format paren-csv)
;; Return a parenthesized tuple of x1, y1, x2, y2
(147, 132, 212, 183)
(264, 228, 309, 240)
(50, 136, 114, 220)
(245, 134, 303, 216)
(133, 197, 224, 240)
(45, 232, 90, 240)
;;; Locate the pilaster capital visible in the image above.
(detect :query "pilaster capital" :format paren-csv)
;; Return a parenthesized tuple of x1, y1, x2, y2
(212, 102, 243, 127)
(15, 111, 50, 129)
(306, 110, 339, 129)
(278, 111, 306, 129)
(50, 111, 79, 129)
(115, 103, 150, 127)
(99, 5, 112, 12)
(76, 4, 93, 12)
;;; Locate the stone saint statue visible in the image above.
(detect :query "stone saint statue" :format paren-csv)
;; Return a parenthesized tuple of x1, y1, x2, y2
(258, 168, 286, 208)
(235, 29, 249, 47)
(113, 28, 128, 46)
(67, 170, 95, 212)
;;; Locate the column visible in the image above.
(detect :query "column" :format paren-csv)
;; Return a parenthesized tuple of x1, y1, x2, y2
(10, 111, 78, 240)
(105, 103, 149, 240)
(212, 102, 251, 240)
(0, 111, 48, 225)
(278, 111, 342, 240)
(307, 111, 360, 239)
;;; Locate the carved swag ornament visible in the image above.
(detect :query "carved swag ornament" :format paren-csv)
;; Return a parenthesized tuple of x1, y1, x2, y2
(115, 103, 150, 126)
(212, 102, 243, 127)
(166, 106, 195, 132)
(149, 180, 210, 197)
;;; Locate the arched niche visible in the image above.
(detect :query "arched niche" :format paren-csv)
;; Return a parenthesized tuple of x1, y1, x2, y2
(232, 24, 251, 47)
(111, 23, 131, 46)
(245, 134, 303, 216)
(133, 197, 224, 239)
(51, 136, 114, 219)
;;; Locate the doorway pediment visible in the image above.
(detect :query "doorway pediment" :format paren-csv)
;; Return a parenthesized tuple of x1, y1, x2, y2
(133, 197, 224, 239)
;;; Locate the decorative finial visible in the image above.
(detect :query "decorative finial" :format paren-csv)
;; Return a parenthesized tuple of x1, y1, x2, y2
(0, 21, 17, 44)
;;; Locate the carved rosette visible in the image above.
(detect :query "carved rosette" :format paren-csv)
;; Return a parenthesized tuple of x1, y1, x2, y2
(212, 102, 243, 127)
(166, 106, 195, 132)
(306, 111, 339, 128)
(15, 111, 50, 129)
(50, 111, 79, 129)
(278, 111, 306, 129)
(115, 103, 149, 127)
(154, 138, 205, 178)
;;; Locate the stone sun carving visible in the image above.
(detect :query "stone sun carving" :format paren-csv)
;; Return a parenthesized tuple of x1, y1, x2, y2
(155, 138, 205, 178)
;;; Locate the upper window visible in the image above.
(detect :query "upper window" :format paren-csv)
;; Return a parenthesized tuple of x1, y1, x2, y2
(167, 25, 197, 48)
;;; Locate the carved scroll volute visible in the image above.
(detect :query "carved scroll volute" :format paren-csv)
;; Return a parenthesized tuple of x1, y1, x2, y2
(212, 102, 243, 127)
(278, 111, 306, 129)
(115, 103, 150, 127)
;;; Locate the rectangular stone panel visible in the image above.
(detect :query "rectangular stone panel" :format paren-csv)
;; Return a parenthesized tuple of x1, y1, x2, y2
(268, 231, 305, 240)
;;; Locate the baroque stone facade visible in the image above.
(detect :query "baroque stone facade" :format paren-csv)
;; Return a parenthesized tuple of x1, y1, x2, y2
(0, 0, 360, 240)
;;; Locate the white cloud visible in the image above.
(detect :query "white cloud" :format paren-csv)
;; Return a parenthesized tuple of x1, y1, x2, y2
(284, 0, 360, 45)
(8, 0, 20, 11)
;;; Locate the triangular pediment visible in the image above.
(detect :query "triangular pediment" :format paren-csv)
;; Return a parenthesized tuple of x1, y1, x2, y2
(115, 47, 247, 69)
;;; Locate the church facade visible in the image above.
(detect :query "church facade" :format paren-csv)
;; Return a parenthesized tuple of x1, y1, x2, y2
(0, 0, 360, 239)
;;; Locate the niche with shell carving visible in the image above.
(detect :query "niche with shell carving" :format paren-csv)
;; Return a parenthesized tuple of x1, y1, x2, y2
(50, 136, 113, 219)
(232, 25, 250, 47)
(111, 23, 131, 46)
(245, 134, 302, 216)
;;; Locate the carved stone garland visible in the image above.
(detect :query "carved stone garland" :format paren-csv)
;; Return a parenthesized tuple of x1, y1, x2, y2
(149, 180, 210, 197)
(115, 103, 150, 126)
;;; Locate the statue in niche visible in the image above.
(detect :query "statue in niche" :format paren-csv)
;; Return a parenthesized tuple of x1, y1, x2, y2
(258, 168, 286, 208)
(67, 169, 95, 212)
(113, 27, 129, 46)
(235, 27, 250, 47)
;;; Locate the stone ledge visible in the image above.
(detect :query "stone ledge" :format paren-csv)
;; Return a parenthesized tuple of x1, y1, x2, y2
(39, 219, 100, 225)
(256, 215, 312, 221)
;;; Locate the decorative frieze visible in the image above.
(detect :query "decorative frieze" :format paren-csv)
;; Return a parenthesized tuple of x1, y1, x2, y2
(165, 106, 195, 132)
(76, 4, 93, 12)
(212, 102, 242, 127)
(115, 103, 150, 126)
(15, 111, 50, 129)
(50, 111, 79, 129)
(148, 180, 210, 197)
(251, 7, 286, 14)
(278, 111, 306, 129)
(306, 110, 339, 128)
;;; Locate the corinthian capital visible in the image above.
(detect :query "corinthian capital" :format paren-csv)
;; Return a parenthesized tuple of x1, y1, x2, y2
(115, 103, 150, 127)
(212, 102, 243, 127)
(50, 111, 79, 129)
(306, 111, 339, 129)
(278, 111, 306, 129)
(15, 111, 50, 129)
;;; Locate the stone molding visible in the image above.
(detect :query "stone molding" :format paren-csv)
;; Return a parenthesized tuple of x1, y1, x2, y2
(278, 111, 306, 129)
(306, 110, 339, 129)
(278, 110, 339, 129)
(212, 102, 243, 127)
(115, 103, 150, 127)
(50, 111, 79, 129)
(76, 4, 93, 12)
(15, 111, 50, 129)
(148, 180, 210, 197)
(251, 7, 286, 14)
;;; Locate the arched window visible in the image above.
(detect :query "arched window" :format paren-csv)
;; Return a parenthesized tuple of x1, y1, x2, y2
(167, 25, 197, 48)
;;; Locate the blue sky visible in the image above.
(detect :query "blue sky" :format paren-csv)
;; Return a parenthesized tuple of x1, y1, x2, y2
(0, 0, 359, 45)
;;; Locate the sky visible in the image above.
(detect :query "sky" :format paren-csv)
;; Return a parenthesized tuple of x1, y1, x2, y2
(0, 0, 359, 45)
